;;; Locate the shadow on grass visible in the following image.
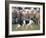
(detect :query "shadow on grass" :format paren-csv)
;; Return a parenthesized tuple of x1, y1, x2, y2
(12, 23, 40, 31)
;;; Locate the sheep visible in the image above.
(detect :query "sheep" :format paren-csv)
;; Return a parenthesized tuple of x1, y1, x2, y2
(34, 8, 40, 25)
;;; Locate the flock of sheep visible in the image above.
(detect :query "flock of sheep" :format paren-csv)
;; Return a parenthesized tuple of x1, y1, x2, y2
(12, 7, 40, 29)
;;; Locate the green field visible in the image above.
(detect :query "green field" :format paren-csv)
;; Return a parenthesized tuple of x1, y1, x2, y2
(12, 23, 40, 31)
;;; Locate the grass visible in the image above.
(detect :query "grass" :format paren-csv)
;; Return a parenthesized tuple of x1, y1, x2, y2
(12, 23, 40, 31)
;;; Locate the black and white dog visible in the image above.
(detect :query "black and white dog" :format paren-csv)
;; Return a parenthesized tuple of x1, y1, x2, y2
(16, 19, 34, 29)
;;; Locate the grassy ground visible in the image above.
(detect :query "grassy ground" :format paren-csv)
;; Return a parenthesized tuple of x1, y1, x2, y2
(12, 23, 40, 31)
